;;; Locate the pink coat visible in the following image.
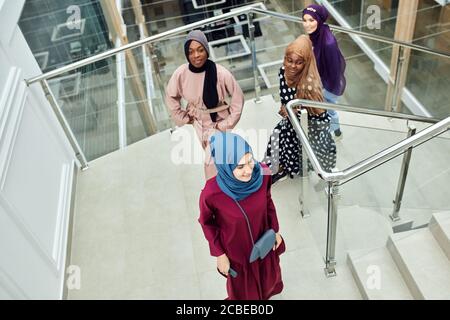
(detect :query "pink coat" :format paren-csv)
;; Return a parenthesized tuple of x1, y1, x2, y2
(165, 63, 244, 146)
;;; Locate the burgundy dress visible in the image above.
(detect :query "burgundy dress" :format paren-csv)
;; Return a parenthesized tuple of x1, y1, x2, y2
(198, 164, 286, 300)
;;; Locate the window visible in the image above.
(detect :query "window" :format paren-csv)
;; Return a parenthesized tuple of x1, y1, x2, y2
(192, 0, 226, 9)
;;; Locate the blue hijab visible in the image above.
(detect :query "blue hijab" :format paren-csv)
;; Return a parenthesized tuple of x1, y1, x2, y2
(210, 132, 263, 201)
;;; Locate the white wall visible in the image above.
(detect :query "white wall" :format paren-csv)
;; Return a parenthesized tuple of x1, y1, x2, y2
(0, 1, 77, 299)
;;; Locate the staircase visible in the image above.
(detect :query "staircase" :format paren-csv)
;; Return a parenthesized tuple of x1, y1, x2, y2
(347, 212, 450, 299)
(67, 95, 362, 299)
(67, 93, 448, 299)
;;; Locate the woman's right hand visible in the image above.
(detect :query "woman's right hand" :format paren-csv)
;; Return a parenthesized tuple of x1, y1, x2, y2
(278, 105, 288, 118)
(279, 105, 299, 118)
(217, 253, 230, 275)
(186, 101, 196, 124)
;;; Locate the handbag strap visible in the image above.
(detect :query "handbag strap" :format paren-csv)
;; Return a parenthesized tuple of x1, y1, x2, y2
(233, 200, 255, 246)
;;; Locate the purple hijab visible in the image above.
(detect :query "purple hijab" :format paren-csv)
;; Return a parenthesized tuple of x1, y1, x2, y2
(303, 4, 346, 96)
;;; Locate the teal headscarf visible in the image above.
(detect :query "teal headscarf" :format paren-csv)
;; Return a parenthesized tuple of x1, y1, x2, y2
(210, 132, 263, 201)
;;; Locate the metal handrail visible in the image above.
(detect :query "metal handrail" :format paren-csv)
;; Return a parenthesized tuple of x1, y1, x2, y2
(286, 99, 450, 183)
(25, 3, 450, 85)
(25, 3, 262, 85)
(295, 100, 441, 124)
(252, 7, 450, 59)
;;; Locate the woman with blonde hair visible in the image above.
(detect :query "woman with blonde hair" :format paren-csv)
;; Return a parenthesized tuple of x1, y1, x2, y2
(263, 35, 336, 183)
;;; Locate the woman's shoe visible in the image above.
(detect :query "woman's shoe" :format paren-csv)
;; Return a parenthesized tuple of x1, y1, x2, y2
(334, 128, 343, 141)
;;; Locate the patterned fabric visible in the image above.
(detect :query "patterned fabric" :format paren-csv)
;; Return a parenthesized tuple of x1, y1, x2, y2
(262, 67, 337, 176)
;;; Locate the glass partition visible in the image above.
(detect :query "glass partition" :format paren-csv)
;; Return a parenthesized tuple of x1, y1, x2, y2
(28, 4, 450, 163)
(405, 51, 450, 120)
(45, 43, 172, 161)
(294, 109, 449, 271)
(299, 111, 415, 264)
(395, 133, 450, 224)
(321, 0, 450, 119)
(19, 0, 112, 73)
(47, 56, 119, 161)
(252, 11, 301, 100)
(334, 127, 449, 264)
(250, 12, 398, 112)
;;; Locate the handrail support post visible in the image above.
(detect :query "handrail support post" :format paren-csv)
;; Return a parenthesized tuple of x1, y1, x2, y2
(390, 124, 416, 222)
(325, 180, 339, 277)
(299, 109, 310, 218)
(40, 80, 89, 170)
(248, 12, 261, 104)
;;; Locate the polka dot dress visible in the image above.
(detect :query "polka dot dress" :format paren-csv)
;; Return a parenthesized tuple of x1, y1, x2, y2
(262, 67, 337, 176)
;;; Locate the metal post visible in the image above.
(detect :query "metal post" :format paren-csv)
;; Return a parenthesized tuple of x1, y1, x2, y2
(116, 37, 127, 149)
(148, 44, 175, 133)
(390, 124, 417, 221)
(40, 80, 89, 170)
(386, 45, 405, 112)
(299, 109, 310, 218)
(248, 13, 261, 103)
(142, 45, 155, 113)
(393, 46, 405, 113)
(115, 0, 127, 148)
(138, 24, 156, 118)
(325, 180, 339, 277)
(359, 0, 365, 31)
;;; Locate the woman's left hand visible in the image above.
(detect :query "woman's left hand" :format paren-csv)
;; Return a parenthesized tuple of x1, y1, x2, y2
(273, 233, 283, 251)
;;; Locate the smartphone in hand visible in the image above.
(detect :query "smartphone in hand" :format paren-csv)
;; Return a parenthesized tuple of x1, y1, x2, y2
(217, 267, 238, 278)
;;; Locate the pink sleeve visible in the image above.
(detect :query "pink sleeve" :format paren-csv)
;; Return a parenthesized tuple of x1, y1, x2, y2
(198, 189, 226, 257)
(216, 68, 244, 131)
(165, 69, 191, 126)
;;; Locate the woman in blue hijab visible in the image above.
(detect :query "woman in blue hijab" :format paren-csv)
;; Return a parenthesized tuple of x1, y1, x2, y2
(210, 132, 263, 200)
(198, 132, 285, 300)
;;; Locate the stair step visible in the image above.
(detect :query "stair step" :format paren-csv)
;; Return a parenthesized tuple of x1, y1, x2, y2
(347, 247, 413, 300)
(430, 212, 450, 260)
(379, 207, 433, 231)
(388, 229, 450, 299)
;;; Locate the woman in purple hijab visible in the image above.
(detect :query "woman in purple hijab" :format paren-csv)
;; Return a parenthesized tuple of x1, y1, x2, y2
(302, 4, 346, 138)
